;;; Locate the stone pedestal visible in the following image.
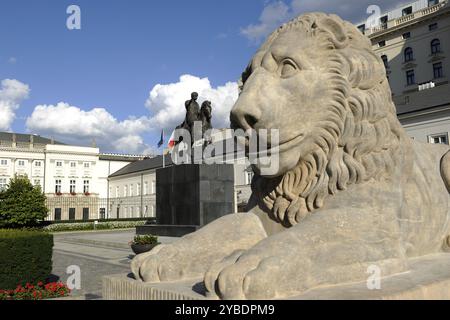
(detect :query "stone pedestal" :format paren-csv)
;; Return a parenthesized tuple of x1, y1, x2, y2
(137, 164, 235, 237)
(103, 253, 450, 300)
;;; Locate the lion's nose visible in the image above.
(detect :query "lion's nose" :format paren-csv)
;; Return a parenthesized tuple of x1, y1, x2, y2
(230, 98, 261, 131)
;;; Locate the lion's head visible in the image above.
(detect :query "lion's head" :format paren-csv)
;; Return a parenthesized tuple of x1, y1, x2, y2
(230, 13, 409, 227)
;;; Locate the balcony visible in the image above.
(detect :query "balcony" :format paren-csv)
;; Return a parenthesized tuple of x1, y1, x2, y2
(365, 1, 448, 37)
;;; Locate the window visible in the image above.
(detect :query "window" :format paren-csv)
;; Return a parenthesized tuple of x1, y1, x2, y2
(402, 6, 412, 16)
(380, 15, 388, 25)
(378, 40, 386, 48)
(246, 171, 254, 185)
(33, 179, 41, 187)
(83, 180, 90, 194)
(404, 47, 414, 62)
(116, 186, 119, 198)
(431, 39, 441, 54)
(82, 208, 89, 221)
(54, 208, 62, 221)
(357, 24, 365, 34)
(381, 55, 389, 68)
(55, 179, 62, 194)
(0, 159, 7, 166)
(0, 178, 7, 191)
(69, 208, 76, 220)
(70, 162, 76, 168)
(428, 0, 439, 6)
(405, 96, 410, 104)
(137, 183, 141, 196)
(70, 180, 76, 193)
(124, 185, 128, 197)
(433, 62, 443, 79)
(429, 134, 448, 145)
(100, 208, 106, 219)
(151, 181, 156, 194)
(429, 23, 438, 31)
(406, 70, 415, 86)
(34, 161, 41, 167)
(402, 32, 411, 39)
(144, 182, 148, 195)
(144, 206, 148, 217)
(18, 160, 25, 167)
(83, 162, 90, 169)
(56, 161, 63, 167)
(130, 184, 134, 197)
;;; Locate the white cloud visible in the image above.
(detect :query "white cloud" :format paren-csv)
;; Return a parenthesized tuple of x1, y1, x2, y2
(241, 1, 292, 43)
(25, 102, 153, 155)
(241, 0, 411, 42)
(0, 79, 30, 131)
(8, 57, 17, 64)
(145, 74, 239, 133)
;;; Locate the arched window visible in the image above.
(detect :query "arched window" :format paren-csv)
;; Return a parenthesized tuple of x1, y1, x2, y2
(404, 47, 414, 62)
(431, 39, 441, 54)
(381, 55, 389, 68)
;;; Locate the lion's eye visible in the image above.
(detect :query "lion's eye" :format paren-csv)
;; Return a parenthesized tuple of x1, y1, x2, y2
(279, 60, 298, 78)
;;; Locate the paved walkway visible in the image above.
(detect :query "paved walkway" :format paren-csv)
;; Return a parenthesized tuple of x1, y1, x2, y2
(51, 229, 178, 299)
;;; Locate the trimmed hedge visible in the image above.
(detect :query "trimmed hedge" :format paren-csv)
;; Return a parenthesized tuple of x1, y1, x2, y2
(0, 230, 53, 290)
(43, 220, 149, 232)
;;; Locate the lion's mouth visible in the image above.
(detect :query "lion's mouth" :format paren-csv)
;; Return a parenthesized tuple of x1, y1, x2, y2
(242, 133, 305, 157)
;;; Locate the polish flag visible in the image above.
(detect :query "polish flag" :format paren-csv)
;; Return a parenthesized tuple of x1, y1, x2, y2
(167, 130, 176, 150)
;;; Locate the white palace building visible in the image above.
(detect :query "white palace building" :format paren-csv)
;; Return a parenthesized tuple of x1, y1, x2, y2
(0, 132, 142, 221)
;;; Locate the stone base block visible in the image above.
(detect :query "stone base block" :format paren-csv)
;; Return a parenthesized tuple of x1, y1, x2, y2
(136, 224, 199, 237)
(102, 274, 208, 300)
(103, 253, 450, 300)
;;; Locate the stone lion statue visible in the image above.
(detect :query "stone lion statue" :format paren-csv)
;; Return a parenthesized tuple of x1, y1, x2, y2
(132, 12, 450, 299)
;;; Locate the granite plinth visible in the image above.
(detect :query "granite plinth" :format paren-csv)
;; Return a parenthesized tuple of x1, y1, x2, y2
(156, 164, 235, 226)
(136, 224, 199, 237)
(103, 253, 450, 300)
(137, 164, 235, 237)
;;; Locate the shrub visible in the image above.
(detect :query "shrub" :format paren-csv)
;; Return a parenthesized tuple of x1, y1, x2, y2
(0, 176, 48, 228)
(0, 230, 53, 290)
(0, 282, 70, 300)
(43, 220, 147, 232)
(130, 234, 159, 245)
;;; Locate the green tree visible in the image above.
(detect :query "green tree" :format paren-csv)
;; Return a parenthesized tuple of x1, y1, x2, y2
(0, 175, 48, 228)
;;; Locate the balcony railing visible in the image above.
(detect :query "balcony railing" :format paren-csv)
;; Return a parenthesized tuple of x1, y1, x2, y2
(366, 1, 448, 37)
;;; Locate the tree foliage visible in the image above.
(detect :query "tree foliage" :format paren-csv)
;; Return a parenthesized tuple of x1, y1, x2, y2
(0, 176, 48, 228)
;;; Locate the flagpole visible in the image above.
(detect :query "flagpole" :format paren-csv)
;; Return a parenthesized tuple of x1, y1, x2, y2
(162, 129, 165, 168)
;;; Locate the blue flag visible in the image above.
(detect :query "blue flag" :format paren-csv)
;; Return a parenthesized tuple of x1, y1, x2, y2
(157, 130, 164, 148)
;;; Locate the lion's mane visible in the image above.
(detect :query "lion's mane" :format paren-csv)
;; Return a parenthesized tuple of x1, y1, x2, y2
(243, 13, 410, 227)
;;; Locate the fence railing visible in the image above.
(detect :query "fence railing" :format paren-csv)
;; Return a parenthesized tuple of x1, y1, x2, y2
(45, 196, 156, 221)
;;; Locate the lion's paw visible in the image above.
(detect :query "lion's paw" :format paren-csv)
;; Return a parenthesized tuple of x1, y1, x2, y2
(205, 253, 282, 300)
(131, 244, 186, 282)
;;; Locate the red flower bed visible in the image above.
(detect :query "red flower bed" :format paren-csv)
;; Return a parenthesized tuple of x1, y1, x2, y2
(0, 282, 71, 300)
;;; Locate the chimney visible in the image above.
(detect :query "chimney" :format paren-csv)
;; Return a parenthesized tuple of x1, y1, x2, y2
(12, 133, 16, 148)
(51, 136, 55, 145)
(30, 134, 34, 149)
(91, 138, 97, 148)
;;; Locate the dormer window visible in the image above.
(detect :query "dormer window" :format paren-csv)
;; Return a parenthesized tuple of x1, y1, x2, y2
(402, 6, 412, 16)
(357, 24, 365, 34)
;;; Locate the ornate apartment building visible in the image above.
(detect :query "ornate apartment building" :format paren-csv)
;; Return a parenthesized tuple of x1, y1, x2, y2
(357, 0, 450, 143)
(0, 132, 142, 221)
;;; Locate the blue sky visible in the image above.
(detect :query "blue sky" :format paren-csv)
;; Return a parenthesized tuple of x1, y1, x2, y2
(0, 0, 408, 154)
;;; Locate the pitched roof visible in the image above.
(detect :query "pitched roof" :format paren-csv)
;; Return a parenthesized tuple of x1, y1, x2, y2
(109, 154, 173, 177)
(0, 132, 65, 145)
